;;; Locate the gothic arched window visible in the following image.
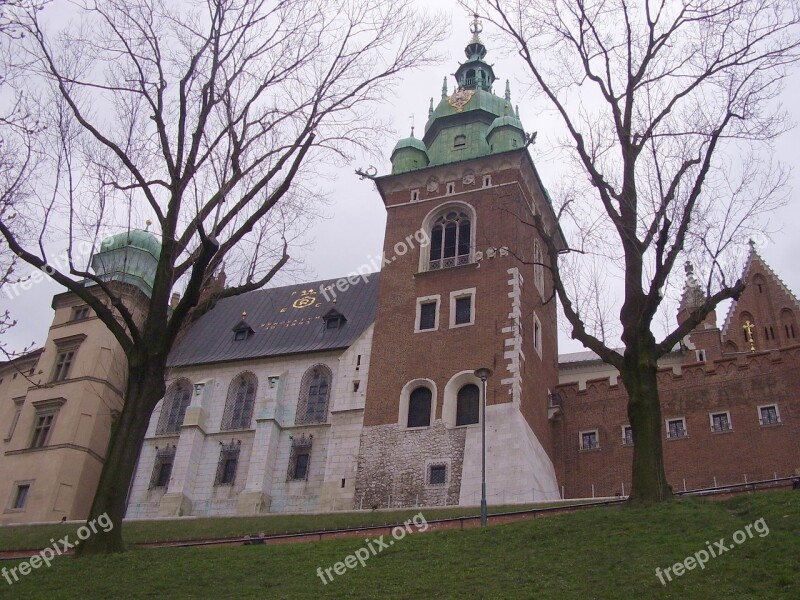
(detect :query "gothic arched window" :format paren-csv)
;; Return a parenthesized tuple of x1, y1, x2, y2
(456, 383, 480, 426)
(156, 378, 193, 435)
(296, 365, 332, 424)
(407, 387, 432, 428)
(221, 372, 257, 430)
(428, 210, 472, 271)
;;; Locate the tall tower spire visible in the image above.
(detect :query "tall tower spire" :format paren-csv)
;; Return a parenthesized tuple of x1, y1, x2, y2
(456, 11, 495, 91)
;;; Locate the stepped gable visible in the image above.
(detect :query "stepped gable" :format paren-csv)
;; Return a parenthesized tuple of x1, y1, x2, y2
(720, 244, 800, 351)
(168, 273, 380, 367)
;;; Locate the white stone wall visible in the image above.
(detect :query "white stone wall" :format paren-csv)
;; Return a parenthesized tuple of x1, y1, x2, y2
(459, 403, 560, 505)
(126, 337, 373, 517)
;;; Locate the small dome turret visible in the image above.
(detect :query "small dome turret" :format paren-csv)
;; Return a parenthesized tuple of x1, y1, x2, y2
(390, 130, 429, 174)
(487, 99, 525, 152)
(91, 228, 161, 297)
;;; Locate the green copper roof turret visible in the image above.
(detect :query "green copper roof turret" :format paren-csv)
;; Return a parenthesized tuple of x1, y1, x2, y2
(388, 12, 529, 173)
(91, 228, 161, 297)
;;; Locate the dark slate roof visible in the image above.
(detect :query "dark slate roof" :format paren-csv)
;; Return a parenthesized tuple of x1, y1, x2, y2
(168, 273, 380, 367)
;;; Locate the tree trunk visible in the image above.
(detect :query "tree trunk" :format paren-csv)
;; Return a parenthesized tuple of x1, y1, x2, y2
(622, 358, 673, 504)
(75, 365, 165, 556)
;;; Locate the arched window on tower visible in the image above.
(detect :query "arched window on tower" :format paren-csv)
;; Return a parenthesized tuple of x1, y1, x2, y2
(407, 387, 432, 428)
(456, 383, 480, 425)
(156, 378, 193, 435)
(221, 372, 257, 430)
(781, 308, 797, 340)
(428, 209, 472, 271)
(296, 365, 332, 424)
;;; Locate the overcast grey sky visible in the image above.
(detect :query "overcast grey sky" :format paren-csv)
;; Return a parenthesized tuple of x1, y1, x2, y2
(2, 1, 799, 356)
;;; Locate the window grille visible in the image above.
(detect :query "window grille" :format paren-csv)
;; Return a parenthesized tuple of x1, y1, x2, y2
(156, 379, 193, 434)
(295, 366, 332, 425)
(214, 440, 241, 486)
(149, 445, 176, 489)
(221, 373, 257, 430)
(428, 211, 471, 271)
(287, 434, 313, 481)
(428, 464, 447, 485)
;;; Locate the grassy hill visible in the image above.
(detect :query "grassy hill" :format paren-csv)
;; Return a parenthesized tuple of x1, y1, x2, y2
(2, 491, 798, 599)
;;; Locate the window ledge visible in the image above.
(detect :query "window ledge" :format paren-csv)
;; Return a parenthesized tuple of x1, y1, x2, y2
(579, 447, 601, 452)
(414, 262, 477, 278)
(759, 422, 783, 428)
(449, 322, 475, 329)
(666, 435, 689, 441)
(711, 429, 734, 435)
(621, 442, 634, 447)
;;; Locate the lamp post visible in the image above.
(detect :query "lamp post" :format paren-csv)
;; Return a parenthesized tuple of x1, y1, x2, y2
(474, 367, 492, 527)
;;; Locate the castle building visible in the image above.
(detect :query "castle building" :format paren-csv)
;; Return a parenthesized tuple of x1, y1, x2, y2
(2, 21, 798, 523)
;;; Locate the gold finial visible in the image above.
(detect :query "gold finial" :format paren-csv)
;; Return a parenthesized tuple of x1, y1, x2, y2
(242, 311, 247, 318)
(742, 320, 756, 352)
(469, 8, 483, 42)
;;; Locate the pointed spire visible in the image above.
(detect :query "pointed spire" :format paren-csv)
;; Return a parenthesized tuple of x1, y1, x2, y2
(679, 261, 706, 312)
(516, 105, 521, 119)
(505, 80, 511, 102)
(442, 77, 448, 99)
(429, 97, 434, 117)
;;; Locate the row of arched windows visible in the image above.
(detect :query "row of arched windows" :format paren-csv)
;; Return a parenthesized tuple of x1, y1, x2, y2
(155, 365, 333, 435)
(404, 378, 482, 429)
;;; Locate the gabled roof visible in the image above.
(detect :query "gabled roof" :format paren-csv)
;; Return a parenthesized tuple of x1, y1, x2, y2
(720, 245, 800, 340)
(168, 274, 380, 367)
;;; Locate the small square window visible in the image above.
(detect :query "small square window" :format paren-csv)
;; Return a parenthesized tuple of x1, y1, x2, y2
(429, 464, 447, 485)
(710, 411, 732, 433)
(758, 404, 780, 426)
(418, 301, 438, 331)
(411, 189, 420, 202)
(482, 175, 491, 187)
(353, 380, 360, 392)
(150, 446, 176, 489)
(446, 182, 455, 195)
(12, 484, 30, 509)
(533, 312, 542, 357)
(234, 329, 248, 341)
(622, 425, 633, 446)
(449, 289, 475, 328)
(580, 430, 599, 450)
(454, 135, 466, 148)
(666, 418, 687, 439)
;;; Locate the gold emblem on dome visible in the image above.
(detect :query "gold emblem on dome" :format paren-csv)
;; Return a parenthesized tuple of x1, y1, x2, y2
(448, 89, 475, 112)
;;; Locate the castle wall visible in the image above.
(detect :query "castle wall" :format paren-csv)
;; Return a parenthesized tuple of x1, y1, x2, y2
(553, 346, 800, 498)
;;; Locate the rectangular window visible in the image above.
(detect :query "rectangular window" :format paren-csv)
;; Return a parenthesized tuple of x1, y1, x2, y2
(428, 464, 447, 485)
(710, 411, 732, 433)
(51, 350, 75, 382)
(533, 312, 543, 357)
(293, 452, 309, 480)
(533, 240, 545, 296)
(12, 484, 30, 509)
(580, 430, 599, 450)
(622, 425, 633, 446)
(415, 296, 440, 332)
(758, 404, 781, 426)
(71, 306, 90, 321)
(410, 190, 420, 202)
(149, 447, 176, 489)
(5, 399, 24, 441)
(446, 182, 455, 195)
(214, 442, 241, 486)
(449, 288, 476, 328)
(666, 418, 687, 439)
(482, 175, 491, 187)
(30, 413, 55, 448)
(455, 296, 471, 325)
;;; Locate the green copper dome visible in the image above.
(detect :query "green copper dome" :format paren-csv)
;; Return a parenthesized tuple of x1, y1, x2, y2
(91, 229, 161, 297)
(390, 133, 430, 174)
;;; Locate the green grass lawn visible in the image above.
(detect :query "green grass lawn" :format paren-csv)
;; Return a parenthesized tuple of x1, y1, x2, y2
(2, 491, 798, 599)
(0, 499, 602, 551)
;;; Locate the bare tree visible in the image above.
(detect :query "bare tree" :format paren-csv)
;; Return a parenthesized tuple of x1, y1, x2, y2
(1, 0, 444, 553)
(482, 0, 800, 503)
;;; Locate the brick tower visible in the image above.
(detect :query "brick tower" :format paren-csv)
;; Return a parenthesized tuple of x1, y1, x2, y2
(353, 15, 565, 508)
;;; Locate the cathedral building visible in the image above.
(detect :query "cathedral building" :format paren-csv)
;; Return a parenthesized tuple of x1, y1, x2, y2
(1, 21, 798, 523)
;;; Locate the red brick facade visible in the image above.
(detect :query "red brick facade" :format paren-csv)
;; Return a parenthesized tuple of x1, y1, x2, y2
(553, 249, 800, 498)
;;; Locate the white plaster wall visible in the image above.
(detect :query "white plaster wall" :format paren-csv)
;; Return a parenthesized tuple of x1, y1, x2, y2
(459, 403, 560, 505)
